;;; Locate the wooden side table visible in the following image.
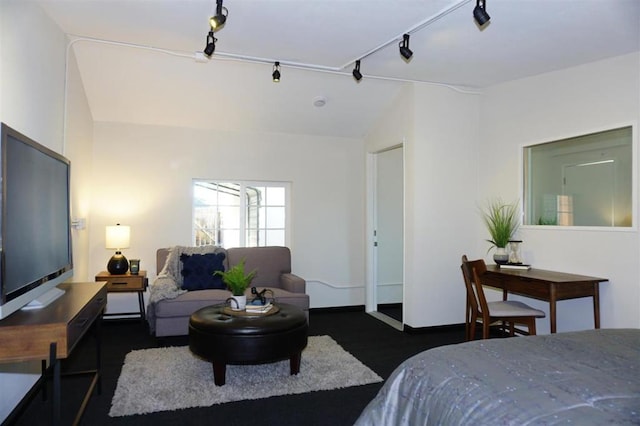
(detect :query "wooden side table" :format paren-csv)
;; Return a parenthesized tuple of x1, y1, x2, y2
(95, 270, 148, 320)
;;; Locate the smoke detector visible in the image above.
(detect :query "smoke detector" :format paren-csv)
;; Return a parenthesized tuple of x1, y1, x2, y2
(313, 96, 327, 107)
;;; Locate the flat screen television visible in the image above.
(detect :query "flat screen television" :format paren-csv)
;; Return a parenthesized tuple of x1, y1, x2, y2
(0, 123, 73, 320)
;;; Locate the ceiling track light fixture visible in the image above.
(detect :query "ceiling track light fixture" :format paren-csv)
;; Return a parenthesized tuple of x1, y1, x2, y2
(352, 60, 362, 81)
(399, 33, 413, 60)
(209, 0, 228, 30)
(203, 30, 216, 57)
(272, 61, 281, 82)
(473, 0, 490, 26)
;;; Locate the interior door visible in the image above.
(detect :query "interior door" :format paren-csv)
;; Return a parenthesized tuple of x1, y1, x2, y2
(374, 146, 404, 323)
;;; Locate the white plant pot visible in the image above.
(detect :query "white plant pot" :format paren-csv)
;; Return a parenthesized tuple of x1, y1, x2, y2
(230, 294, 246, 311)
(493, 247, 509, 265)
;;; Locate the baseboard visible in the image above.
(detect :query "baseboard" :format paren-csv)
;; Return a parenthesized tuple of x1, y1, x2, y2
(403, 322, 466, 335)
(376, 303, 402, 309)
(310, 307, 465, 336)
(309, 305, 365, 314)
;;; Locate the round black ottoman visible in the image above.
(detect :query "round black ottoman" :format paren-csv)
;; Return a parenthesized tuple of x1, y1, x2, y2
(188, 303, 308, 386)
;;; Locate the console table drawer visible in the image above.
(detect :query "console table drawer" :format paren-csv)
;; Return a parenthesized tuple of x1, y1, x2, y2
(66, 286, 107, 353)
(96, 271, 147, 292)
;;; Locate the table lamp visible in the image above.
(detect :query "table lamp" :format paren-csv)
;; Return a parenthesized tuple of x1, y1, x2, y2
(106, 224, 130, 274)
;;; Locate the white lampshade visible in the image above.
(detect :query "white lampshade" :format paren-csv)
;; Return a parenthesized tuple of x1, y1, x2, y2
(105, 224, 130, 250)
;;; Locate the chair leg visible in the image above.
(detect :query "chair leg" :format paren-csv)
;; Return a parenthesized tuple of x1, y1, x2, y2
(482, 321, 490, 339)
(465, 312, 470, 341)
(465, 302, 471, 341)
(509, 322, 515, 336)
(529, 319, 537, 336)
(469, 314, 477, 341)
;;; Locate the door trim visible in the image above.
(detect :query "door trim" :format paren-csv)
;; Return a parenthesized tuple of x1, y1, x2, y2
(365, 144, 404, 330)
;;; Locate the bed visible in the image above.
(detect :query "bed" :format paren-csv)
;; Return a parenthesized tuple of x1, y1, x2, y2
(355, 329, 640, 425)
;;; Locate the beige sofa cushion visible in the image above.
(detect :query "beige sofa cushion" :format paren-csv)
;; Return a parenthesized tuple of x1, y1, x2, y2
(226, 246, 292, 287)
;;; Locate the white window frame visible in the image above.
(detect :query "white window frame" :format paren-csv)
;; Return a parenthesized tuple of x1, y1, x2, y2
(522, 125, 635, 229)
(192, 179, 291, 248)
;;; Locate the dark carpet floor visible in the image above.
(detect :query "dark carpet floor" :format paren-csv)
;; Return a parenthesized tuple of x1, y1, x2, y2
(8, 309, 466, 426)
(377, 304, 402, 322)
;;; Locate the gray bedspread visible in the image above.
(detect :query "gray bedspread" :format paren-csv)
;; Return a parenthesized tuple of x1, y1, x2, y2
(355, 329, 640, 425)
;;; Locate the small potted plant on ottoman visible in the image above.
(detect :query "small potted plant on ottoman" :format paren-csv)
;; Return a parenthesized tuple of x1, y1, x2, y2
(215, 259, 257, 310)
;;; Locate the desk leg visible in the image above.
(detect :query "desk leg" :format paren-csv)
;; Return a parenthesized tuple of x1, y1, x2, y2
(593, 283, 600, 329)
(96, 315, 103, 394)
(41, 360, 47, 401)
(49, 343, 61, 426)
(549, 285, 557, 334)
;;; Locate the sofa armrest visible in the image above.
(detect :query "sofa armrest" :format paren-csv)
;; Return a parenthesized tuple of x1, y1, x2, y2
(280, 273, 306, 294)
(149, 274, 186, 304)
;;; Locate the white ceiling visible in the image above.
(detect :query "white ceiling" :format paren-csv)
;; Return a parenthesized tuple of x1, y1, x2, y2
(37, 0, 640, 139)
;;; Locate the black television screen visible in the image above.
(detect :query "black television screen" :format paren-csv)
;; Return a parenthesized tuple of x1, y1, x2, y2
(0, 123, 73, 320)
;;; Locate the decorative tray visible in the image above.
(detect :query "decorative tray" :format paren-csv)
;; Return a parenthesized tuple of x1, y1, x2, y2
(222, 304, 279, 317)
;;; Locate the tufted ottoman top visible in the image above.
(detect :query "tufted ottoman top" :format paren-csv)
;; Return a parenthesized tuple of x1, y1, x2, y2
(189, 303, 307, 336)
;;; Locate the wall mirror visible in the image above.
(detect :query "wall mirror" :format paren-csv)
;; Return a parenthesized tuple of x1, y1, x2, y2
(523, 126, 633, 227)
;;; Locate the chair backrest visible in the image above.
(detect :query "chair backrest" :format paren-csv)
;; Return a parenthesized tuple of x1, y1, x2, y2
(461, 256, 490, 322)
(461, 255, 479, 318)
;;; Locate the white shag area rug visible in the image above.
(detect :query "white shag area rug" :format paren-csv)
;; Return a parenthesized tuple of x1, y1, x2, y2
(109, 335, 383, 417)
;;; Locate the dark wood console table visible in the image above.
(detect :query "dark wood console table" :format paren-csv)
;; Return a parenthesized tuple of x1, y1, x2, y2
(483, 266, 607, 333)
(0, 282, 107, 425)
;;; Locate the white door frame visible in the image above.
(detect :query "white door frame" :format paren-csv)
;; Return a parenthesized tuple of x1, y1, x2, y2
(365, 152, 378, 313)
(366, 144, 404, 329)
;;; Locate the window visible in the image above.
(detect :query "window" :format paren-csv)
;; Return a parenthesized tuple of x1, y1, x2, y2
(523, 126, 633, 227)
(193, 180, 290, 248)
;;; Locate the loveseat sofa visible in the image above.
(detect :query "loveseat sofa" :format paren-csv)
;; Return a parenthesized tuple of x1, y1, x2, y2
(147, 245, 309, 337)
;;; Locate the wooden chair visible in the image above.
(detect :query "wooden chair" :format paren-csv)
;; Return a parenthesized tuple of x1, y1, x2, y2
(461, 255, 545, 340)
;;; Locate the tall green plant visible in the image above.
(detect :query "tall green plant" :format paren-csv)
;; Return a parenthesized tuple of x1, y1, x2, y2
(481, 198, 519, 250)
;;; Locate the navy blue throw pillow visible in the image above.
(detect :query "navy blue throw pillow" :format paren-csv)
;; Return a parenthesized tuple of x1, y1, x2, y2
(180, 252, 226, 290)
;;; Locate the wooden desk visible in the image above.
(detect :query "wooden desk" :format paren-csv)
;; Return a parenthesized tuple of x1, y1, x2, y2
(483, 266, 607, 333)
(0, 282, 107, 425)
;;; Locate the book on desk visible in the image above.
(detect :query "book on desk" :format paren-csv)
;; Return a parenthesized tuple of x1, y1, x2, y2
(498, 263, 532, 270)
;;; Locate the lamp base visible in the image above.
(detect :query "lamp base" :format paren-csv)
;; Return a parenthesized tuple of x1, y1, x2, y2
(107, 251, 129, 274)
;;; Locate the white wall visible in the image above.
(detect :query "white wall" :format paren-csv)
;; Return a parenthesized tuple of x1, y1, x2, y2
(2, 1, 638, 421)
(365, 84, 413, 312)
(365, 84, 414, 152)
(365, 83, 480, 328)
(478, 53, 640, 333)
(0, 0, 66, 147)
(0, 1, 92, 422)
(0, 1, 93, 289)
(3, 0, 638, 342)
(65, 48, 95, 282)
(404, 84, 479, 328)
(87, 122, 367, 312)
(365, 54, 640, 332)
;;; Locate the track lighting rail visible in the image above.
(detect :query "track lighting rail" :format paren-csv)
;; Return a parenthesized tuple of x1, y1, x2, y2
(337, 0, 471, 70)
(65, 35, 481, 94)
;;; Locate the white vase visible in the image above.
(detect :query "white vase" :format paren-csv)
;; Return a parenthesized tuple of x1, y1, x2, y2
(493, 247, 509, 265)
(230, 294, 246, 311)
